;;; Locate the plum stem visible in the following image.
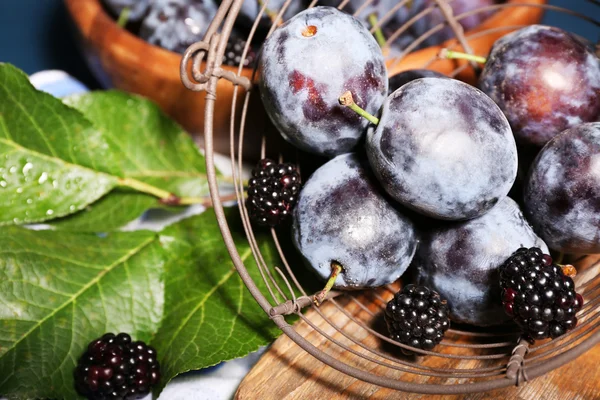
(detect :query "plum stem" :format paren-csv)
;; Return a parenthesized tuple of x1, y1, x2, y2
(314, 261, 343, 306)
(555, 252, 565, 264)
(339, 91, 380, 125)
(439, 49, 487, 64)
(117, 7, 131, 28)
(368, 13, 387, 49)
(559, 264, 577, 278)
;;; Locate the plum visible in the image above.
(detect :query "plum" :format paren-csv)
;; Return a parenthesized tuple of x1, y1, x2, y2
(388, 69, 445, 94)
(140, 0, 218, 54)
(103, 0, 151, 21)
(366, 77, 517, 220)
(413, 197, 549, 326)
(479, 25, 600, 147)
(259, 6, 388, 157)
(524, 122, 600, 254)
(292, 153, 418, 290)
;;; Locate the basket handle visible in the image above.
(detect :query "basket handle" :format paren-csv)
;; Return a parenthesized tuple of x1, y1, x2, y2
(179, 0, 252, 92)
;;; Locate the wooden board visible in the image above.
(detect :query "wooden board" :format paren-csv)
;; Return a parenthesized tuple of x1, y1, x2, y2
(236, 256, 600, 400)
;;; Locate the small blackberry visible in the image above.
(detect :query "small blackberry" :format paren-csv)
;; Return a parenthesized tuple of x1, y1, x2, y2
(74, 333, 160, 400)
(223, 37, 257, 68)
(385, 284, 450, 354)
(247, 159, 301, 227)
(499, 247, 583, 342)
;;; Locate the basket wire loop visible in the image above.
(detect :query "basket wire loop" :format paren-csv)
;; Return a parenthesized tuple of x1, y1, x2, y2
(180, 0, 600, 394)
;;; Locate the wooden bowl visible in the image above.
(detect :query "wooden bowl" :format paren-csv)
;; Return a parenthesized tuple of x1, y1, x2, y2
(65, 0, 546, 159)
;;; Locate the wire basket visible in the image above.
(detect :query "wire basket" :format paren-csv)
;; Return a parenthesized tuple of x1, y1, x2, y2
(180, 0, 600, 394)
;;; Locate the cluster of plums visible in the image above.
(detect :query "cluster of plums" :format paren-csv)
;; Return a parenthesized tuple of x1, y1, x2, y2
(102, 0, 499, 66)
(253, 5, 600, 345)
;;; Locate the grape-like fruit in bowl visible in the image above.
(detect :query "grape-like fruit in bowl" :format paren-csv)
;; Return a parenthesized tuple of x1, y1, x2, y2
(140, 0, 218, 54)
(292, 153, 417, 292)
(413, 197, 549, 326)
(103, 0, 151, 22)
(366, 77, 517, 220)
(479, 25, 600, 147)
(259, 6, 388, 157)
(524, 122, 600, 254)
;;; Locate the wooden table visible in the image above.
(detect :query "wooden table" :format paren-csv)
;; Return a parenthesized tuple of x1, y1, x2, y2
(236, 256, 600, 400)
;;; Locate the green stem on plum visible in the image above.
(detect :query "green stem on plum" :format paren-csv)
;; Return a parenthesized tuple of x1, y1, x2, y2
(555, 252, 565, 264)
(314, 261, 343, 306)
(439, 49, 487, 64)
(117, 7, 131, 28)
(339, 91, 380, 125)
(368, 13, 387, 49)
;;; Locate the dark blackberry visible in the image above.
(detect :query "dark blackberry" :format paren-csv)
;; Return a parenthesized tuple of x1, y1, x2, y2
(246, 159, 301, 227)
(499, 247, 583, 342)
(223, 36, 257, 68)
(384, 284, 450, 354)
(75, 333, 160, 400)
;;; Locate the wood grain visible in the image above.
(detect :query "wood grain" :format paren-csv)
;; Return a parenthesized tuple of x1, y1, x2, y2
(236, 256, 600, 400)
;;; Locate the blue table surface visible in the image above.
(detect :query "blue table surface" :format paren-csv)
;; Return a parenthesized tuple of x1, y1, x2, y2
(0, 0, 598, 88)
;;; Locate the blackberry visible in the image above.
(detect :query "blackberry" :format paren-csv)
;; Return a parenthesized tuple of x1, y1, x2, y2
(223, 36, 257, 68)
(384, 284, 450, 354)
(499, 247, 583, 342)
(246, 159, 301, 227)
(74, 333, 160, 400)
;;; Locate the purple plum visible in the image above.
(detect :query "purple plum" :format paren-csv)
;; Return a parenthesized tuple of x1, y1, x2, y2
(479, 25, 600, 147)
(292, 153, 418, 289)
(524, 122, 600, 254)
(414, 197, 549, 326)
(366, 77, 517, 220)
(259, 6, 388, 157)
(140, 0, 218, 54)
(103, 0, 151, 21)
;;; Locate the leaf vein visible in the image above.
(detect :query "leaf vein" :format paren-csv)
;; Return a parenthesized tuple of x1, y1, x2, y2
(0, 236, 155, 362)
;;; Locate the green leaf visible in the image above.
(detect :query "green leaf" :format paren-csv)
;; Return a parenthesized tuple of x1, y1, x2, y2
(50, 191, 158, 232)
(0, 64, 119, 225)
(0, 227, 166, 399)
(151, 208, 297, 393)
(0, 64, 215, 228)
(63, 90, 211, 198)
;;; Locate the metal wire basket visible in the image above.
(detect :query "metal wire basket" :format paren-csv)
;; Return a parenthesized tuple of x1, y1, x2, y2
(180, 0, 600, 394)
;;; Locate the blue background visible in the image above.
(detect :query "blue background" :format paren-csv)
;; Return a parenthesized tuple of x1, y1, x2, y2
(0, 0, 598, 88)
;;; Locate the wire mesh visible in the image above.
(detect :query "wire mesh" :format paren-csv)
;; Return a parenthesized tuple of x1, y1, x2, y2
(180, 0, 600, 394)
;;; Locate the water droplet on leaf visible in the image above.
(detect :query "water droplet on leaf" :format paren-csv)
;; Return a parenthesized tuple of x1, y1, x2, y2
(38, 172, 48, 184)
(22, 163, 33, 175)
